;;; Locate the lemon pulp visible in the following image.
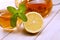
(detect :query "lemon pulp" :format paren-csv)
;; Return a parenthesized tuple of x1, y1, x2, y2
(23, 12, 43, 33)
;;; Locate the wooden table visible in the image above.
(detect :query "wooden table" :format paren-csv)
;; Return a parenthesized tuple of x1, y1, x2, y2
(0, 0, 60, 40)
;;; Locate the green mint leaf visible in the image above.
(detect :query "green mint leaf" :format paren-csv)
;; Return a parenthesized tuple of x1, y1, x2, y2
(10, 13, 18, 28)
(18, 3, 26, 13)
(7, 6, 17, 14)
(18, 12, 27, 22)
(18, 3, 27, 22)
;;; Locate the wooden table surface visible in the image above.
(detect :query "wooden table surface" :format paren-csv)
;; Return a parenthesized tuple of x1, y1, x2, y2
(0, 0, 60, 40)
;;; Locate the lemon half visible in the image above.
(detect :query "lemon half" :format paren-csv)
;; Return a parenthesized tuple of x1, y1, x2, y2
(23, 12, 43, 33)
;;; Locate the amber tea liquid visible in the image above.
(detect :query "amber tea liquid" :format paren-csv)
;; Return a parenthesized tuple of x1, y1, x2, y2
(24, 0, 52, 17)
(0, 10, 22, 31)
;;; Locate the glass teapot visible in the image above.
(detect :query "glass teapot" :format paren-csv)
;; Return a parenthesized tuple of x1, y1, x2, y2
(15, 0, 52, 17)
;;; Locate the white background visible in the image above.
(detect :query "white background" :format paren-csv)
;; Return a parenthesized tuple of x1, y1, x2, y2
(0, 0, 60, 40)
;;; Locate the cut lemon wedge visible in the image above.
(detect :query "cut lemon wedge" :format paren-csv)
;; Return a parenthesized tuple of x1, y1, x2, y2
(23, 12, 43, 33)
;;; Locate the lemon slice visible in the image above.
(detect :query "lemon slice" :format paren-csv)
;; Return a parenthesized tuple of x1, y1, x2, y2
(23, 12, 43, 33)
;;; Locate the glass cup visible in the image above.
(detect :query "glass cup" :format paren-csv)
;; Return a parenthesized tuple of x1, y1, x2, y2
(15, 0, 52, 17)
(0, 10, 22, 31)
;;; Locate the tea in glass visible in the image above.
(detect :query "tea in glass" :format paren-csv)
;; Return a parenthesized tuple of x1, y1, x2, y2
(0, 10, 22, 31)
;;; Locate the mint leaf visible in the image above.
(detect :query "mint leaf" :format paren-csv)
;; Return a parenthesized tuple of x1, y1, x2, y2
(18, 3, 26, 13)
(18, 12, 27, 22)
(10, 13, 18, 28)
(7, 6, 17, 14)
(18, 3, 27, 22)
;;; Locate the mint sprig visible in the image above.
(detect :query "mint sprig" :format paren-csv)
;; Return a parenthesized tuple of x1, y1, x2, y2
(7, 3, 27, 28)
